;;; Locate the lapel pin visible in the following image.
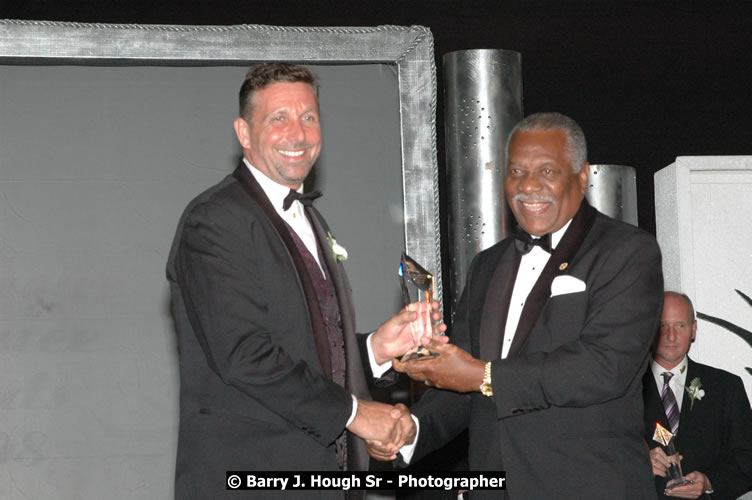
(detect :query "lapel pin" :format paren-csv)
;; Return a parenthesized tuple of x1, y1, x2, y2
(559, 262, 568, 271)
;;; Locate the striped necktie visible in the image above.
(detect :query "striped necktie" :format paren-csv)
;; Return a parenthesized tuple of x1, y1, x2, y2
(661, 371, 680, 435)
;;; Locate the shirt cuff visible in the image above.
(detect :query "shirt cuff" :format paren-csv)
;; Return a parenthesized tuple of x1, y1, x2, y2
(398, 414, 420, 464)
(367, 332, 394, 378)
(346, 395, 358, 427)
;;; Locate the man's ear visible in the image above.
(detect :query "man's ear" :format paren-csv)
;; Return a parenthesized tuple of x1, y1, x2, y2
(233, 117, 250, 149)
(578, 162, 590, 194)
(691, 320, 697, 343)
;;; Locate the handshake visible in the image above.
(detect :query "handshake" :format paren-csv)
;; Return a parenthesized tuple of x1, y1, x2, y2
(345, 300, 447, 461)
(345, 298, 490, 462)
(348, 400, 416, 461)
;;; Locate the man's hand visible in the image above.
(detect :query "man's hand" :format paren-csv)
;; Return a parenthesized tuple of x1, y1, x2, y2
(649, 446, 674, 477)
(664, 471, 711, 498)
(393, 338, 485, 393)
(366, 410, 416, 462)
(370, 300, 447, 365)
(347, 400, 412, 447)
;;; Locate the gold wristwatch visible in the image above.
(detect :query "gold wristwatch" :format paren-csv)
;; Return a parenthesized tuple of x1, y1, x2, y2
(480, 361, 493, 397)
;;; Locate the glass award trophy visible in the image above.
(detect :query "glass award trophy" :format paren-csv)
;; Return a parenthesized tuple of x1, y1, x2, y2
(398, 253, 439, 361)
(653, 423, 691, 490)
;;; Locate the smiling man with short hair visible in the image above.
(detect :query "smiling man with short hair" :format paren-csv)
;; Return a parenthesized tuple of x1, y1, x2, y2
(167, 63, 441, 499)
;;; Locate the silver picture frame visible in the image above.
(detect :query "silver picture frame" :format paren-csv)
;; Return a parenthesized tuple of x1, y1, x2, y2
(0, 19, 442, 300)
(0, 20, 441, 497)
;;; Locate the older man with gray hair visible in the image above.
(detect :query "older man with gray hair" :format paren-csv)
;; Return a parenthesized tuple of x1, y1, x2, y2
(371, 112, 664, 499)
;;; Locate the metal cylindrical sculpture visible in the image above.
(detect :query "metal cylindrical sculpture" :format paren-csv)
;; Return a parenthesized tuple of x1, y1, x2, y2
(444, 49, 523, 310)
(585, 164, 638, 226)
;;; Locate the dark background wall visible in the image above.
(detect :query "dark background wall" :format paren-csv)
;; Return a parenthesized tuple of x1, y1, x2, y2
(5, 0, 752, 235)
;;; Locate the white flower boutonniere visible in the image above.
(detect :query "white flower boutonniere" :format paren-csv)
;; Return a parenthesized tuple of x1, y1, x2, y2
(684, 377, 705, 410)
(327, 231, 348, 263)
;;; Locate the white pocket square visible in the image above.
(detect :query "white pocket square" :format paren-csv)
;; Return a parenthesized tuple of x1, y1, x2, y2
(550, 275, 586, 297)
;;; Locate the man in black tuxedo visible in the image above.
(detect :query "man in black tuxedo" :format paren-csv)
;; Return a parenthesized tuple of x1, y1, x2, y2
(372, 112, 663, 499)
(643, 292, 752, 499)
(166, 63, 438, 499)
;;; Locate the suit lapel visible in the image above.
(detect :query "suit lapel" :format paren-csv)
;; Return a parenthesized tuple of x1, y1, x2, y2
(231, 163, 333, 379)
(307, 206, 371, 472)
(307, 206, 370, 398)
(478, 244, 520, 360)
(678, 358, 696, 436)
(508, 201, 597, 356)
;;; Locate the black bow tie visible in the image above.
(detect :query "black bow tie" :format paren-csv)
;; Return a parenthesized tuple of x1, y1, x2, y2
(282, 189, 322, 211)
(513, 230, 553, 255)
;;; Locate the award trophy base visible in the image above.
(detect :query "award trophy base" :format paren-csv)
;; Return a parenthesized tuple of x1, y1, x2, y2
(400, 345, 440, 362)
(665, 466, 691, 491)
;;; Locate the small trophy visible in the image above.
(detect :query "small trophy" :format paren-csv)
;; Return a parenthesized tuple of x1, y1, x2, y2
(398, 253, 439, 361)
(653, 423, 691, 490)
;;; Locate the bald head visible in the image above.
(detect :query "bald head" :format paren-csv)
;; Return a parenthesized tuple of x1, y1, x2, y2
(654, 292, 697, 369)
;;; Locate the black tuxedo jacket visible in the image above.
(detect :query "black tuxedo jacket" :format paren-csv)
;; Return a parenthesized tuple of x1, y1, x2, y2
(643, 358, 752, 499)
(410, 202, 663, 499)
(167, 164, 387, 499)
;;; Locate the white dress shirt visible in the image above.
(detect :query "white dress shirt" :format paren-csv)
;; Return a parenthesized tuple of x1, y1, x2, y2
(244, 158, 324, 276)
(501, 220, 571, 358)
(650, 356, 688, 411)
